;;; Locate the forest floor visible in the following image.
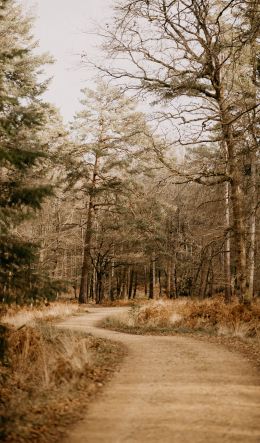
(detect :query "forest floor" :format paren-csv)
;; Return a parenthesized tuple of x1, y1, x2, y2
(59, 307, 260, 443)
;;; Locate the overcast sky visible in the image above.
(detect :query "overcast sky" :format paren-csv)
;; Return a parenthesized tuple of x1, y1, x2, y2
(21, 0, 113, 122)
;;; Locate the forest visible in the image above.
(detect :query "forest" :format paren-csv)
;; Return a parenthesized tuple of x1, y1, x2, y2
(1, 1, 260, 442)
(1, 0, 259, 307)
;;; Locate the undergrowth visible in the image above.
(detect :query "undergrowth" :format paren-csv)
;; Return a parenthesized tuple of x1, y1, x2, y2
(0, 314, 125, 442)
(176, 298, 260, 338)
(101, 297, 260, 339)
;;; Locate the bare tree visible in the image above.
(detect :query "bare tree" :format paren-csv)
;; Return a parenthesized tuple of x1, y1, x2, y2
(94, 0, 260, 301)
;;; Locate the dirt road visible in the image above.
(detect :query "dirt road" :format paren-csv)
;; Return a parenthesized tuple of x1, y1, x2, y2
(59, 307, 260, 443)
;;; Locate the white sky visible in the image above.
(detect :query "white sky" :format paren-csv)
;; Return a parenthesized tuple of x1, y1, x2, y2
(20, 0, 113, 122)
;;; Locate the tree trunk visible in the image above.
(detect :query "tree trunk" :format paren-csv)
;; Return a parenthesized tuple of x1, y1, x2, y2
(96, 272, 102, 304)
(248, 6, 258, 299)
(248, 143, 257, 299)
(229, 170, 247, 301)
(166, 258, 175, 298)
(109, 245, 115, 301)
(79, 201, 93, 303)
(219, 96, 247, 302)
(121, 267, 127, 299)
(149, 260, 154, 299)
(158, 270, 162, 297)
(128, 268, 134, 299)
(202, 263, 211, 299)
(144, 265, 148, 297)
(224, 181, 232, 303)
(133, 272, 138, 298)
(152, 251, 156, 298)
(174, 266, 178, 299)
(116, 272, 121, 299)
(79, 156, 98, 304)
(108, 263, 115, 301)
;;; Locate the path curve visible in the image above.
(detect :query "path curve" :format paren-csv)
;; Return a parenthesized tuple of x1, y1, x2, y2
(58, 307, 260, 443)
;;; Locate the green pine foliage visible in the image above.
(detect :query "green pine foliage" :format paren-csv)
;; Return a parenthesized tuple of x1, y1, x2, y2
(0, 0, 57, 303)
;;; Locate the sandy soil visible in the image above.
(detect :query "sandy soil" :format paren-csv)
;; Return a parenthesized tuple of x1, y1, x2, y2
(58, 307, 260, 443)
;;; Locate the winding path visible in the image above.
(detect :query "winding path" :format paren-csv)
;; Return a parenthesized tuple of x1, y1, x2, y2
(59, 307, 260, 443)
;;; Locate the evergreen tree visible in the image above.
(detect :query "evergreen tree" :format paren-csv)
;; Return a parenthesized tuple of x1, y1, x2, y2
(0, 0, 55, 302)
(69, 81, 153, 303)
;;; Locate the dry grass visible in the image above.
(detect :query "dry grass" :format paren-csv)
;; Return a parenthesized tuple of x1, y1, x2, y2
(1, 302, 81, 329)
(100, 299, 179, 334)
(175, 298, 260, 338)
(0, 315, 125, 442)
(101, 297, 260, 340)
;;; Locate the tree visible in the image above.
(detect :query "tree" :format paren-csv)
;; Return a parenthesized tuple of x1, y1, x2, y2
(69, 81, 153, 303)
(96, 0, 260, 302)
(0, 0, 56, 302)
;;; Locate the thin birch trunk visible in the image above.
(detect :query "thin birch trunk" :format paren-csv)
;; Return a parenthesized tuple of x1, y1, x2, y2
(224, 181, 232, 302)
(248, 4, 258, 299)
(248, 144, 257, 299)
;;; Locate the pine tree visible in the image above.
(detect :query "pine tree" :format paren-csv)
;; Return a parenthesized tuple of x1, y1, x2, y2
(0, 0, 55, 302)
(69, 81, 153, 303)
